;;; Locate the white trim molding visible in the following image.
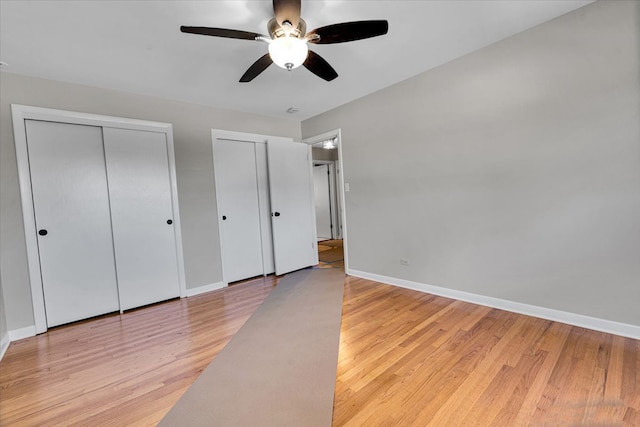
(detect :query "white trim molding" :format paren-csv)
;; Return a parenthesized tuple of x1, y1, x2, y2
(9, 325, 37, 342)
(185, 282, 227, 297)
(348, 269, 640, 340)
(1, 326, 38, 361)
(0, 332, 10, 361)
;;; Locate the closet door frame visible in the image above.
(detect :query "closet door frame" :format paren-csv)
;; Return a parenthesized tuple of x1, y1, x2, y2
(11, 104, 187, 334)
(211, 129, 283, 285)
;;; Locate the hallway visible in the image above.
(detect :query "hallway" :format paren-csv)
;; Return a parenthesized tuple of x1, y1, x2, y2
(317, 239, 344, 270)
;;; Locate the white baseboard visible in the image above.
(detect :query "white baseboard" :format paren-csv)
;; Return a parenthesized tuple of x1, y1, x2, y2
(348, 269, 640, 340)
(0, 332, 10, 361)
(185, 281, 226, 297)
(9, 325, 36, 341)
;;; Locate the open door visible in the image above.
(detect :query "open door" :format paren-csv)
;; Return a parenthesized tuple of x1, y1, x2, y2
(268, 138, 318, 275)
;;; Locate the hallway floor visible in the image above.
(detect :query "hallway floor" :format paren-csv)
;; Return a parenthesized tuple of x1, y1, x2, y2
(317, 239, 344, 270)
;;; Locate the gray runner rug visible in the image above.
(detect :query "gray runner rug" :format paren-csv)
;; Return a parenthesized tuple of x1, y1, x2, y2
(159, 268, 345, 427)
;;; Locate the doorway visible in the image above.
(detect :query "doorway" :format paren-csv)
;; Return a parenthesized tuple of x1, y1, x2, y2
(317, 239, 344, 270)
(305, 130, 347, 272)
(313, 162, 338, 241)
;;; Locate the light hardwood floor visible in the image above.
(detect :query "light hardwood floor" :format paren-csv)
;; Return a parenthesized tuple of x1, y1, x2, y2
(1, 274, 638, 426)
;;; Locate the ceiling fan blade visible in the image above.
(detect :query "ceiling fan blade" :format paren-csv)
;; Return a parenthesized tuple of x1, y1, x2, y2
(240, 54, 273, 82)
(180, 26, 263, 41)
(273, 0, 301, 29)
(303, 50, 338, 82)
(307, 20, 389, 44)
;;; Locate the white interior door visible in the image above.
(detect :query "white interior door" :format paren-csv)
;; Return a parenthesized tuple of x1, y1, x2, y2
(25, 120, 120, 327)
(314, 164, 332, 240)
(103, 127, 181, 310)
(255, 142, 275, 275)
(268, 138, 318, 275)
(213, 139, 264, 283)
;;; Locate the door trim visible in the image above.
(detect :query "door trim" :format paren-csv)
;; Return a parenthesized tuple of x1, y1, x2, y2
(11, 104, 187, 334)
(303, 129, 349, 272)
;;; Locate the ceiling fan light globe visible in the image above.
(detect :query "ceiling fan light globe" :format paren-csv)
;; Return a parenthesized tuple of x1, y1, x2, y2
(268, 37, 308, 70)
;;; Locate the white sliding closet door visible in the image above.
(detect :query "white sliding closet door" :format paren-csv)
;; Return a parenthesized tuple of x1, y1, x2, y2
(268, 139, 318, 275)
(213, 139, 264, 283)
(25, 120, 120, 327)
(103, 127, 181, 310)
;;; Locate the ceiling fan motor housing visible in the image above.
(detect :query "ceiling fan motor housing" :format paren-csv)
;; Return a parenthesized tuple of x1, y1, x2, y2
(268, 17, 306, 40)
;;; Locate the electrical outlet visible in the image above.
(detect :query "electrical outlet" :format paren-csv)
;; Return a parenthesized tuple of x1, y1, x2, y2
(400, 259, 410, 266)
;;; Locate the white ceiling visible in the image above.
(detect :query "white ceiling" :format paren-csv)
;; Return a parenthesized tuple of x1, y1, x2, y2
(1, 0, 593, 121)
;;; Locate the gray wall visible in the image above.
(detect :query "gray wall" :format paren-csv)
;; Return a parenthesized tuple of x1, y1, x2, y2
(302, 0, 640, 326)
(0, 73, 301, 330)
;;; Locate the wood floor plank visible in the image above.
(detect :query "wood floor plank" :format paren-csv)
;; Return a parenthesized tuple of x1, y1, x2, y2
(510, 322, 572, 426)
(1, 272, 638, 426)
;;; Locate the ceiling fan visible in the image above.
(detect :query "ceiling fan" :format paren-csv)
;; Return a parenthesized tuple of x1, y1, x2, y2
(180, 0, 389, 82)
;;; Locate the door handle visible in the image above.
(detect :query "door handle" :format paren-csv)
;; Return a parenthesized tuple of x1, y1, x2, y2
(222, 215, 227, 220)
(167, 219, 173, 225)
(274, 212, 281, 217)
(38, 229, 48, 236)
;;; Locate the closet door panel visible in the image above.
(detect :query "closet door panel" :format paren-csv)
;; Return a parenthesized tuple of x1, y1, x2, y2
(213, 139, 264, 283)
(25, 120, 120, 327)
(103, 127, 180, 310)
